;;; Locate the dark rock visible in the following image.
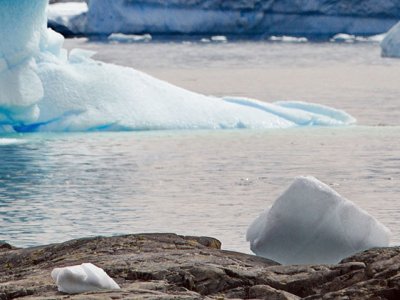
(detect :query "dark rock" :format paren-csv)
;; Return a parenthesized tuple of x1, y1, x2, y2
(1, 234, 400, 299)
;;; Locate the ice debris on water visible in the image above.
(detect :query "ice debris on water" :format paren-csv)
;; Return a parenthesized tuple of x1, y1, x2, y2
(108, 33, 152, 43)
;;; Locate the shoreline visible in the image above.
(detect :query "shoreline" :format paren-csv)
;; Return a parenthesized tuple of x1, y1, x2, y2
(1, 233, 399, 299)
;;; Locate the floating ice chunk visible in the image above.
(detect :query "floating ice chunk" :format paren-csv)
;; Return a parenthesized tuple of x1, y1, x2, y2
(51, 263, 120, 294)
(330, 33, 357, 43)
(108, 33, 152, 43)
(211, 36, 228, 43)
(381, 22, 400, 58)
(269, 36, 308, 43)
(331, 33, 386, 43)
(247, 176, 390, 265)
(0, 138, 26, 145)
(0, 0, 356, 132)
(200, 38, 211, 43)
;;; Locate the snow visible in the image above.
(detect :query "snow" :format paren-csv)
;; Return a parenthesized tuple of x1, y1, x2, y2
(51, 263, 120, 294)
(247, 176, 390, 265)
(381, 22, 400, 58)
(0, 0, 355, 133)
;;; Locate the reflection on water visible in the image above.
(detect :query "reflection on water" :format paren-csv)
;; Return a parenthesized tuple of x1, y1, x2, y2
(1, 127, 399, 253)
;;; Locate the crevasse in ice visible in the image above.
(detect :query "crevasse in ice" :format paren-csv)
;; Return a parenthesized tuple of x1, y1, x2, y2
(247, 176, 390, 265)
(0, 0, 355, 133)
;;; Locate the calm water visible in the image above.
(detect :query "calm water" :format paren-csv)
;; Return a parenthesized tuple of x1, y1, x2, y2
(1, 41, 400, 253)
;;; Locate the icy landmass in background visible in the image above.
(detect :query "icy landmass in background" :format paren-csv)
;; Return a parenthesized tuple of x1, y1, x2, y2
(51, 263, 120, 294)
(381, 21, 400, 58)
(47, 2, 88, 35)
(0, 0, 355, 133)
(82, 0, 398, 37)
(247, 177, 390, 265)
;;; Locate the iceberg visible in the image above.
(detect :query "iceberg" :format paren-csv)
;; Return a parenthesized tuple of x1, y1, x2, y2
(247, 176, 390, 265)
(381, 22, 400, 58)
(0, 0, 355, 133)
(47, 2, 88, 35)
(51, 263, 120, 294)
(84, 0, 398, 37)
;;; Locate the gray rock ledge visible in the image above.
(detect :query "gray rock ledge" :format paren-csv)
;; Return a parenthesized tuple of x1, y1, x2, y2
(0, 233, 399, 299)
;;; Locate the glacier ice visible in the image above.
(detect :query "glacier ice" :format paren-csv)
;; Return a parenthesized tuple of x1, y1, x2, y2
(47, 2, 88, 35)
(83, 0, 397, 37)
(247, 176, 390, 265)
(51, 263, 120, 294)
(381, 22, 400, 58)
(0, 0, 355, 133)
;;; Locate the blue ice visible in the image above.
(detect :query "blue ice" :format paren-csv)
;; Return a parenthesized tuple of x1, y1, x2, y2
(0, 0, 355, 133)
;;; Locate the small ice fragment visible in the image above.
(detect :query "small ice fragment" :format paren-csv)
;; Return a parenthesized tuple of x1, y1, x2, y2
(51, 263, 120, 294)
(269, 36, 308, 43)
(211, 35, 228, 43)
(108, 33, 152, 43)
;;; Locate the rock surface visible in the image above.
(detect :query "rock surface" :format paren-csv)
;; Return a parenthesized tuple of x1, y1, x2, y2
(1, 233, 400, 299)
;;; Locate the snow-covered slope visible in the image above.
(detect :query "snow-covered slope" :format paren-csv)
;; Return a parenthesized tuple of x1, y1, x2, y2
(247, 177, 390, 265)
(82, 0, 400, 36)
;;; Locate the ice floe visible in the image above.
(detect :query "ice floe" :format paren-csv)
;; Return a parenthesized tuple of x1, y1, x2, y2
(1, 0, 355, 133)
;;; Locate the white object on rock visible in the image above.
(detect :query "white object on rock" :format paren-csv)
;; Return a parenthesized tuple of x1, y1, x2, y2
(247, 176, 390, 265)
(51, 263, 120, 294)
(381, 21, 400, 58)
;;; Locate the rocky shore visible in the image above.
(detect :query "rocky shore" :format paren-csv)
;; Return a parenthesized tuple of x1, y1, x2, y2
(1, 233, 400, 299)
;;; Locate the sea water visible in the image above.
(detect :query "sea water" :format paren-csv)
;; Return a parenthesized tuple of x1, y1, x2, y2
(1, 41, 400, 253)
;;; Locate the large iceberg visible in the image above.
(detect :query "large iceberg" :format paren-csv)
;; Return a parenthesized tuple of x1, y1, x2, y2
(82, 0, 398, 37)
(247, 176, 390, 265)
(381, 21, 400, 58)
(0, 0, 355, 133)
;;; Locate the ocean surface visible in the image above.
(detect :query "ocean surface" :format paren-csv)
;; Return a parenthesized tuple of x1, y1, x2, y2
(1, 40, 400, 253)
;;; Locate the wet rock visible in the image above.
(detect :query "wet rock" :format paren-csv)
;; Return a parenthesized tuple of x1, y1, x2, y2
(1, 234, 400, 299)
